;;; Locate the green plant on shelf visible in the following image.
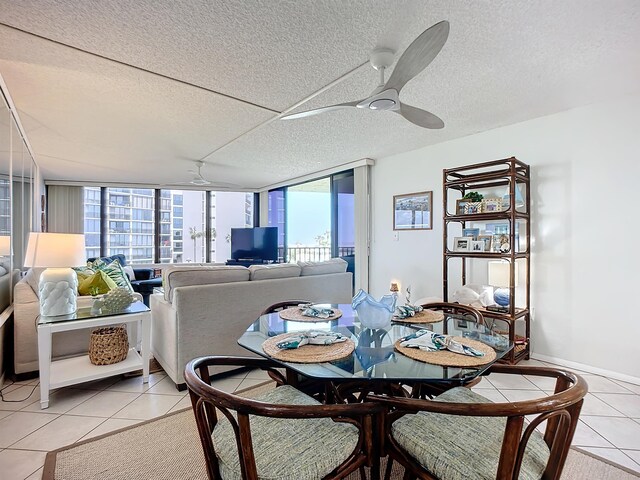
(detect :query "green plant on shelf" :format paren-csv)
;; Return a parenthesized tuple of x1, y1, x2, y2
(462, 191, 484, 202)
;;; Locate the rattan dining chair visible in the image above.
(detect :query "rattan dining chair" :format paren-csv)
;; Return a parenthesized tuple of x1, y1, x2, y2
(185, 356, 382, 480)
(371, 364, 587, 480)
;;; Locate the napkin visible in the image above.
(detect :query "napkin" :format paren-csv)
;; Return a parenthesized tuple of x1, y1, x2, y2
(300, 304, 335, 319)
(276, 330, 348, 349)
(399, 329, 485, 357)
(394, 304, 424, 319)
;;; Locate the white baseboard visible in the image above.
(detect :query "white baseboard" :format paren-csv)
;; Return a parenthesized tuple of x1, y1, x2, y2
(532, 352, 640, 386)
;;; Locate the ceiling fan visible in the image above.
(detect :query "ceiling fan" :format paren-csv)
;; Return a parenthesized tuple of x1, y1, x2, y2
(281, 20, 449, 129)
(172, 161, 240, 189)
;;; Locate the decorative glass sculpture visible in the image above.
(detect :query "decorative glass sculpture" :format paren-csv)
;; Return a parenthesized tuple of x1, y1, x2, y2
(352, 289, 397, 329)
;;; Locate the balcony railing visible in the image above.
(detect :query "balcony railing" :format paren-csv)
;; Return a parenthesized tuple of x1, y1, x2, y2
(280, 246, 354, 263)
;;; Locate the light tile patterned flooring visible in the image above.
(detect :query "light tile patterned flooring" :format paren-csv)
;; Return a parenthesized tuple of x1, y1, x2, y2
(0, 359, 639, 479)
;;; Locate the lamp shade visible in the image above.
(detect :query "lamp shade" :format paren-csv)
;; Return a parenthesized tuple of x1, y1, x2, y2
(23, 232, 86, 268)
(0, 236, 9, 256)
(487, 261, 519, 287)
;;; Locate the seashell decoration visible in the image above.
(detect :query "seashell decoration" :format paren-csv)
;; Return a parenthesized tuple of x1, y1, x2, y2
(93, 287, 134, 313)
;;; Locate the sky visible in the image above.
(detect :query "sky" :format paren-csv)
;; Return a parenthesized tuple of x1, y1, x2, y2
(287, 191, 331, 245)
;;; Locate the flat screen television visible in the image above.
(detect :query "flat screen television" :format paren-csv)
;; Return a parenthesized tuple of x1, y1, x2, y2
(230, 227, 278, 262)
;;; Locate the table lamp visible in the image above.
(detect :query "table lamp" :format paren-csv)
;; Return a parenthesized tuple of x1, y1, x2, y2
(24, 232, 86, 317)
(487, 261, 519, 308)
(0, 235, 10, 256)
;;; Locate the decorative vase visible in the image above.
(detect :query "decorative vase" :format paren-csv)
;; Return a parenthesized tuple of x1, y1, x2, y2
(352, 289, 397, 329)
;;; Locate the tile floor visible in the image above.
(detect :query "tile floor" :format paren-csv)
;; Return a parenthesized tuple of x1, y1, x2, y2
(0, 359, 639, 479)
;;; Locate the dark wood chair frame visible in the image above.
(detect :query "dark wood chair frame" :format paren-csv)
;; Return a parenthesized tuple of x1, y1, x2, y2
(185, 356, 383, 480)
(259, 300, 312, 316)
(371, 364, 588, 480)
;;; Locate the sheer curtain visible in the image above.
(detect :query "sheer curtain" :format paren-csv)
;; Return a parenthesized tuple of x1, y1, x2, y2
(353, 165, 370, 292)
(47, 185, 84, 234)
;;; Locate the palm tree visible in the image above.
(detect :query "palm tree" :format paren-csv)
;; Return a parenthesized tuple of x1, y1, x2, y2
(189, 227, 216, 262)
(189, 227, 204, 262)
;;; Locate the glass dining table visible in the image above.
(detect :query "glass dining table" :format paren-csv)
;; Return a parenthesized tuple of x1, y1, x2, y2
(237, 303, 513, 395)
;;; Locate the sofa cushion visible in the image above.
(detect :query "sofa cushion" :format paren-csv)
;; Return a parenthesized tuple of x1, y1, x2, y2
(25, 268, 47, 296)
(298, 258, 348, 276)
(163, 265, 250, 303)
(249, 263, 302, 281)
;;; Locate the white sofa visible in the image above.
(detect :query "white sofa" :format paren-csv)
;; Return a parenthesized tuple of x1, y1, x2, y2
(150, 259, 353, 387)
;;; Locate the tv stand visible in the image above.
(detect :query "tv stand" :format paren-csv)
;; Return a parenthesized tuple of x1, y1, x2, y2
(226, 259, 278, 267)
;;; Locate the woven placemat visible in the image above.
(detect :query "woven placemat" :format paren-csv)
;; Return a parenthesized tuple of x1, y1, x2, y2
(393, 309, 444, 324)
(394, 336, 496, 367)
(278, 306, 343, 322)
(262, 333, 355, 363)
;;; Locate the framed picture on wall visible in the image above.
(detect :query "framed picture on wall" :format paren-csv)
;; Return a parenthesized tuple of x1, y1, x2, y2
(393, 191, 433, 230)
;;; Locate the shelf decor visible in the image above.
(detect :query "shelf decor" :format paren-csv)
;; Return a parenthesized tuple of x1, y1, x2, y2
(393, 191, 432, 230)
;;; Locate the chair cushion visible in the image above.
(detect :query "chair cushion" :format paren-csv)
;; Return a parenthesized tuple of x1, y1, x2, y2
(391, 387, 550, 480)
(213, 385, 359, 480)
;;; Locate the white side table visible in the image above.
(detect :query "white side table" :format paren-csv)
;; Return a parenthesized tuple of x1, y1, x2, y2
(37, 300, 151, 409)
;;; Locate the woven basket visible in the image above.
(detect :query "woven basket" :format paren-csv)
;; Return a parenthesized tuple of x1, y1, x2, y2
(89, 325, 129, 365)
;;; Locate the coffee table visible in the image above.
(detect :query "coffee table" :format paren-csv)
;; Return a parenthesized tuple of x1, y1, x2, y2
(37, 300, 151, 409)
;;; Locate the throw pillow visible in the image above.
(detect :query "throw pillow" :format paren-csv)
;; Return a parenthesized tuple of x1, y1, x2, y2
(74, 266, 95, 284)
(123, 265, 136, 281)
(87, 258, 134, 293)
(78, 270, 117, 296)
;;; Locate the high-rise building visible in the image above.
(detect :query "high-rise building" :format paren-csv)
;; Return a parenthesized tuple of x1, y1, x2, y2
(84, 188, 252, 264)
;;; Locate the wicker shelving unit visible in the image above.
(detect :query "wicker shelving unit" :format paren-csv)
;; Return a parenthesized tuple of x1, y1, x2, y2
(443, 157, 531, 364)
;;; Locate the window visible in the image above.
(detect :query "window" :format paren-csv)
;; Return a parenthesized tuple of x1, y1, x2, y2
(267, 189, 285, 261)
(105, 188, 154, 264)
(209, 191, 254, 262)
(82, 187, 254, 264)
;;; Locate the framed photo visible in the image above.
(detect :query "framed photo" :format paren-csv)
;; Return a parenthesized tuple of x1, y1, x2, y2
(477, 234, 493, 252)
(453, 236, 472, 252)
(462, 228, 480, 239)
(393, 191, 432, 230)
(471, 240, 485, 252)
(482, 197, 503, 213)
(456, 198, 471, 215)
(464, 202, 483, 215)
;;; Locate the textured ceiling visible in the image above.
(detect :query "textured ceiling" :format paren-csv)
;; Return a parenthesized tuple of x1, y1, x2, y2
(0, 0, 639, 189)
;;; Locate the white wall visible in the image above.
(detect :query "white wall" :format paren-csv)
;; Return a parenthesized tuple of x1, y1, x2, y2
(370, 93, 640, 381)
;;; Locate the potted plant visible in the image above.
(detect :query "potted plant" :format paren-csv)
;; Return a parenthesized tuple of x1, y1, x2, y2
(462, 191, 484, 214)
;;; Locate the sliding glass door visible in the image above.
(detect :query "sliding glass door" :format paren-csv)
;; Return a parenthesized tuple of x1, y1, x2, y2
(268, 170, 355, 271)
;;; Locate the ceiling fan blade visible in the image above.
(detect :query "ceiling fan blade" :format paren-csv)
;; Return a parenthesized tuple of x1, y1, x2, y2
(281, 100, 361, 120)
(384, 20, 449, 92)
(396, 103, 444, 129)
